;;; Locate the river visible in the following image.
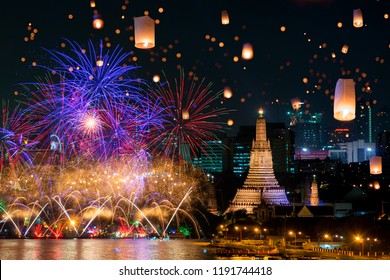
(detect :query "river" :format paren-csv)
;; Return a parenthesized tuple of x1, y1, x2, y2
(0, 239, 217, 260)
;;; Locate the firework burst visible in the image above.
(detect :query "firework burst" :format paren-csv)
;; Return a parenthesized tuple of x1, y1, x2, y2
(0, 40, 225, 238)
(147, 68, 231, 162)
(19, 39, 164, 163)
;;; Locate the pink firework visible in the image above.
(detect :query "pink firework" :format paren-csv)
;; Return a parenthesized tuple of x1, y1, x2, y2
(147, 68, 232, 162)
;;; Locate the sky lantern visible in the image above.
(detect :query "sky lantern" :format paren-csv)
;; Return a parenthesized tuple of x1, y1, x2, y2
(92, 14, 104, 29)
(221, 10, 229, 25)
(373, 181, 380, 190)
(96, 58, 104, 67)
(152, 74, 160, 82)
(353, 9, 363, 28)
(134, 15, 155, 49)
(333, 78, 356, 121)
(223, 86, 233, 99)
(182, 109, 190, 120)
(291, 97, 302, 111)
(341, 44, 349, 54)
(227, 119, 234, 126)
(370, 156, 382, 174)
(241, 43, 254, 60)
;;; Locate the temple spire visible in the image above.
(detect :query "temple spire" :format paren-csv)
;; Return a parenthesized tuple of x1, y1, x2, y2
(256, 107, 267, 142)
(310, 175, 319, 206)
(224, 108, 289, 215)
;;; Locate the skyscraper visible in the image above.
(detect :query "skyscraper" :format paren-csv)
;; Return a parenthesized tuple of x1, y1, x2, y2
(293, 112, 323, 150)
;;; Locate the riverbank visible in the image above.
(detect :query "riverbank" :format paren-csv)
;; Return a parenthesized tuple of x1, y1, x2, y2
(208, 239, 390, 260)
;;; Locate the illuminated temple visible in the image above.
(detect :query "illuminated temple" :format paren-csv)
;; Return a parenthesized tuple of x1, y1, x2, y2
(225, 108, 290, 214)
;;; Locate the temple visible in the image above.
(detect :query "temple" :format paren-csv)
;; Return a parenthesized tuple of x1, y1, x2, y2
(224, 108, 290, 214)
(310, 175, 319, 206)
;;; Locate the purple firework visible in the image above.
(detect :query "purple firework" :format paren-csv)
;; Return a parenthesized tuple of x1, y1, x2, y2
(20, 39, 164, 163)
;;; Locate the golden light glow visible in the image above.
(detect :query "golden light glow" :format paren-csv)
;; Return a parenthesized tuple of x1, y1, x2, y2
(93, 14, 104, 29)
(221, 10, 229, 25)
(134, 15, 155, 49)
(96, 60, 104, 67)
(182, 110, 190, 120)
(341, 44, 349, 54)
(370, 156, 382, 175)
(241, 43, 254, 60)
(353, 9, 363, 28)
(223, 87, 233, 99)
(333, 78, 356, 121)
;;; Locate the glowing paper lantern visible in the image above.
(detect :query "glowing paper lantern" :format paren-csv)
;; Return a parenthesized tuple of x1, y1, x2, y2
(152, 74, 160, 83)
(221, 10, 229, 25)
(242, 43, 254, 60)
(96, 57, 104, 67)
(353, 9, 363, 28)
(334, 78, 356, 121)
(92, 14, 104, 29)
(291, 97, 302, 111)
(223, 87, 233, 99)
(373, 181, 380, 190)
(134, 15, 155, 49)
(341, 44, 349, 54)
(370, 156, 382, 175)
(227, 119, 234, 126)
(182, 110, 190, 120)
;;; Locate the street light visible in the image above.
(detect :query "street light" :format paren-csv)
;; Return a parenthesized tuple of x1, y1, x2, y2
(366, 237, 378, 253)
(254, 228, 259, 240)
(235, 226, 246, 241)
(355, 236, 365, 256)
(324, 234, 333, 242)
(219, 225, 227, 239)
(289, 231, 297, 246)
(235, 226, 242, 241)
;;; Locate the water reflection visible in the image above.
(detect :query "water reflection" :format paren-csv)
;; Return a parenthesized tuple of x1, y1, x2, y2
(0, 239, 217, 260)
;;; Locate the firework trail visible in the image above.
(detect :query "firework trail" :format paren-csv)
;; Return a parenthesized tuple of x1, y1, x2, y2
(20, 39, 164, 163)
(146, 68, 231, 162)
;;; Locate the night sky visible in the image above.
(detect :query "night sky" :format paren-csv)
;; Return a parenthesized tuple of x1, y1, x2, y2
(2, 0, 390, 135)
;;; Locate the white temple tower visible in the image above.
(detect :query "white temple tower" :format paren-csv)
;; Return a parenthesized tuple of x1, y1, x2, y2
(224, 108, 289, 214)
(310, 175, 319, 206)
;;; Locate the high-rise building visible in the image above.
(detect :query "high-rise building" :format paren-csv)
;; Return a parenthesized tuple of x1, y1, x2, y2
(266, 122, 295, 173)
(376, 106, 390, 135)
(376, 131, 390, 176)
(224, 109, 290, 215)
(293, 112, 323, 149)
(355, 98, 375, 143)
(193, 140, 224, 173)
(192, 132, 231, 174)
(337, 139, 375, 163)
(328, 128, 351, 144)
(232, 126, 254, 177)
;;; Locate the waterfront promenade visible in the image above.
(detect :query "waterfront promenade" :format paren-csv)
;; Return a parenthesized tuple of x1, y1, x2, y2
(208, 239, 390, 260)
